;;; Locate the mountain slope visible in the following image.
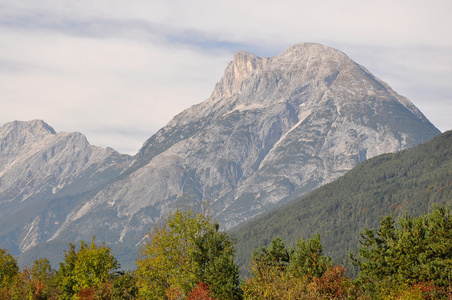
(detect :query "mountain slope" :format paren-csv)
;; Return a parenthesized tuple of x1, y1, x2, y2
(63, 43, 438, 237)
(0, 120, 132, 253)
(232, 130, 452, 275)
(0, 43, 440, 268)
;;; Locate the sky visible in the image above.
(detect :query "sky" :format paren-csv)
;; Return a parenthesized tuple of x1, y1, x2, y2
(1, 1, 451, 154)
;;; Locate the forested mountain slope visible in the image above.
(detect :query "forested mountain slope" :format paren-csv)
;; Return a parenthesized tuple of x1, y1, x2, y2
(233, 130, 452, 275)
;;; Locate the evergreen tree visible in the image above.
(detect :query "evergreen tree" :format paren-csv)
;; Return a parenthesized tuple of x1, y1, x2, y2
(352, 205, 452, 297)
(111, 271, 139, 300)
(289, 234, 331, 279)
(252, 236, 290, 272)
(192, 221, 242, 299)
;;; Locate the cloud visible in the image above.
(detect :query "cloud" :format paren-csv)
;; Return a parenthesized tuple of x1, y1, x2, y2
(0, 26, 232, 153)
(1, 0, 451, 154)
(336, 43, 452, 133)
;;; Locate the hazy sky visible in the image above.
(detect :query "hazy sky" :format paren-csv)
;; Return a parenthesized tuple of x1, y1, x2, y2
(1, 1, 451, 154)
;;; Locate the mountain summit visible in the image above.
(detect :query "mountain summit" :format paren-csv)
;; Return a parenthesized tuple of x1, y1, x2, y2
(129, 43, 438, 227)
(0, 43, 440, 267)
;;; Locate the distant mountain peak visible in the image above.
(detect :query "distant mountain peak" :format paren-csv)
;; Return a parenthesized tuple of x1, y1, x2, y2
(1, 119, 56, 136)
(211, 50, 262, 99)
(279, 42, 347, 59)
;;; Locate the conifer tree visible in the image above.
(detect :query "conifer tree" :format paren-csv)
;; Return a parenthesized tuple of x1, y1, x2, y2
(289, 234, 331, 279)
(352, 205, 452, 297)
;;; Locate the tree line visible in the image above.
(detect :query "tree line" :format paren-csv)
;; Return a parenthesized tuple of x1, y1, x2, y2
(1, 205, 451, 299)
(233, 130, 452, 278)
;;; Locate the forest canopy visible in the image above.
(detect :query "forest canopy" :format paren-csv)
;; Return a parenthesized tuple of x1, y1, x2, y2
(0, 205, 451, 299)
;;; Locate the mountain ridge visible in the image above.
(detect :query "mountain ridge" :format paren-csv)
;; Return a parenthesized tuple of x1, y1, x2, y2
(0, 43, 441, 269)
(0, 120, 132, 253)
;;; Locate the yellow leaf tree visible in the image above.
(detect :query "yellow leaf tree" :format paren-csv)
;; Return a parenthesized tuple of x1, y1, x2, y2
(136, 209, 208, 299)
(136, 207, 242, 299)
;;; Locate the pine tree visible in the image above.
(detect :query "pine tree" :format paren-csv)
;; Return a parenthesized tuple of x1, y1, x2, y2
(352, 205, 452, 297)
(289, 234, 331, 279)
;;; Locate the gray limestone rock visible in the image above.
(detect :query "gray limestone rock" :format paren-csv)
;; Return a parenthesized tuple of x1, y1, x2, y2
(0, 120, 132, 252)
(0, 43, 440, 267)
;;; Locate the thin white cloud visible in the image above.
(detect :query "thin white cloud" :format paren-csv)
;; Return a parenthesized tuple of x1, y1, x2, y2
(1, 0, 451, 154)
(335, 43, 452, 133)
(0, 27, 232, 153)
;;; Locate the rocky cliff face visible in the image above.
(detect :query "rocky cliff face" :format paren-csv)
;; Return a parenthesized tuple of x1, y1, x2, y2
(0, 43, 440, 267)
(0, 120, 132, 252)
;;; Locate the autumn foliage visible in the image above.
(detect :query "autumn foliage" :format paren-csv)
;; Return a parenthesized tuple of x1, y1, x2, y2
(0, 205, 451, 299)
(187, 282, 214, 300)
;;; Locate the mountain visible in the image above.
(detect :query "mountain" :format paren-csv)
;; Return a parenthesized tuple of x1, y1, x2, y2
(232, 130, 452, 276)
(0, 43, 440, 269)
(0, 120, 132, 253)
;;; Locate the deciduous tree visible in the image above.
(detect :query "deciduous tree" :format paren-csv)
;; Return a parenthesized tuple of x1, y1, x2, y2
(136, 207, 242, 299)
(136, 209, 203, 299)
(57, 237, 119, 299)
(0, 247, 18, 287)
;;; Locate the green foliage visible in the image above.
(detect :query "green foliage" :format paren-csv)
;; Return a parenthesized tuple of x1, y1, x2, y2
(22, 258, 57, 299)
(250, 235, 331, 280)
(243, 262, 309, 299)
(352, 205, 452, 297)
(1, 204, 452, 299)
(136, 207, 242, 299)
(110, 271, 138, 300)
(192, 222, 234, 283)
(29, 258, 54, 284)
(0, 247, 19, 287)
(136, 209, 205, 299)
(244, 236, 356, 299)
(252, 236, 290, 272)
(233, 130, 452, 276)
(0, 247, 20, 299)
(205, 254, 242, 300)
(244, 237, 298, 299)
(289, 234, 332, 279)
(244, 203, 452, 299)
(56, 237, 119, 299)
(192, 221, 242, 299)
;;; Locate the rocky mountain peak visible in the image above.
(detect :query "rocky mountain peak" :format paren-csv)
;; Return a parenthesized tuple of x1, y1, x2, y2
(210, 43, 355, 104)
(232, 50, 262, 81)
(0, 44, 441, 269)
(0, 120, 56, 171)
(0, 120, 56, 142)
(279, 43, 347, 60)
(212, 50, 263, 99)
(132, 43, 440, 229)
